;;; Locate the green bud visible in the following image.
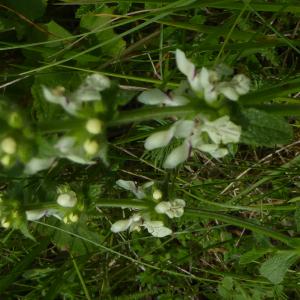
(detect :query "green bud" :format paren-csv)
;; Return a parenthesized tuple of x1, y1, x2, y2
(85, 118, 103, 135)
(1, 137, 17, 154)
(8, 112, 23, 129)
(83, 139, 99, 155)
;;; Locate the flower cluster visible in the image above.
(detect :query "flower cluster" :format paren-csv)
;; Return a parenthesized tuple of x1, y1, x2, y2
(25, 186, 80, 224)
(0, 187, 81, 230)
(110, 180, 186, 237)
(145, 115, 241, 168)
(138, 49, 249, 168)
(24, 74, 111, 174)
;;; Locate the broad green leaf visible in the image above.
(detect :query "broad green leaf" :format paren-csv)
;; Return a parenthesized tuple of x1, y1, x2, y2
(259, 251, 298, 284)
(80, 6, 126, 58)
(239, 248, 271, 265)
(45, 20, 72, 48)
(240, 108, 293, 147)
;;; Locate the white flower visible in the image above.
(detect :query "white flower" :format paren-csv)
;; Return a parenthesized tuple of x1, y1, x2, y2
(201, 116, 241, 144)
(55, 136, 95, 164)
(155, 199, 186, 218)
(175, 49, 219, 102)
(175, 49, 250, 103)
(72, 74, 110, 103)
(1, 137, 17, 155)
(25, 157, 55, 174)
(42, 74, 110, 116)
(231, 74, 250, 95)
(143, 220, 172, 237)
(111, 213, 142, 233)
(116, 179, 146, 199)
(57, 191, 77, 207)
(42, 86, 78, 116)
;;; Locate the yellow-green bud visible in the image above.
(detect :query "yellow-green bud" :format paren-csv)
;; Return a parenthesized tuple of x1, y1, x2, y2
(153, 189, 163, 201)
(1, 137, 17, 154)
(1, 218, 10, 228)
(1, 155, 12, 167)
(83, 139, 99, 155)
(8, 112, 23, 129)
(85, 118, 102, 135)
(69, 213, 79, 223)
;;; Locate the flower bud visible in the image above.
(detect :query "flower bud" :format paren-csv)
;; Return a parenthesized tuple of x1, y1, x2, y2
(1, 137, 17, 154)
(1, 218, 10, 228)
(85, 118, 102, 134)
(152, 190, 162, 201)
(83, 139, 99, 155)
(1, 155, 12, 167)
(8, 112, 23, 129)
(57, 191, 77, 208)
(69, 213, 79, 223)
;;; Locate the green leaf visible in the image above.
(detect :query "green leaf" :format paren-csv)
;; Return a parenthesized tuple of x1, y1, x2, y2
(239, 248, 271, 265)
(218, 276, 234, 299)
(240, 108, 293, 147)
(80, 6, 126, 58)
(45, 20, 72, 47)
(2, 0, 47, 20)
(259, 251, 298, 284)
(49, 216, 102, 255)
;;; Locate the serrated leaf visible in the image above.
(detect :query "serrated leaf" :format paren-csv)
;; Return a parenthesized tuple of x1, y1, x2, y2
(239, 248, 271, 265)
(259, 251, 298, 284)
(240, 108, 293, 147)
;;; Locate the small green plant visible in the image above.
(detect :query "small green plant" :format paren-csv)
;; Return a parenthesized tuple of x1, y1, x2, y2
(1, 0, 300, 298)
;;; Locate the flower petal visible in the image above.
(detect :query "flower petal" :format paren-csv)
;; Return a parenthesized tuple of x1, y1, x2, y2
(144, 220, 172, 237)
(202, 116, 241, 144)
(144, 127, 175, 150)
(25, 158, 55, 175)
(176, 49, 195, 81)
(198, 144, 228, 158)
(174, 120, 194, 138)
(138, 88, 168, 105)
(116, 179, 137, 193)
(26, 209, 47, 221)
(111, 219, 132, 233)
(155, 201, 171, 214)
(217, 83, 239, 101)
(163, 141, 190, 169)
(232, 74, 250, 95)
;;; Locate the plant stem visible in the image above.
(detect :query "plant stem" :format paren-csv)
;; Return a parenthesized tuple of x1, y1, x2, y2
(95, 199, 149, 209)
(107, 105, 203, 127)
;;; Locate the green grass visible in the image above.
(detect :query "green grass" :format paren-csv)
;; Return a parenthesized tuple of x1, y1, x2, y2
(0, 0, 300, 299)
